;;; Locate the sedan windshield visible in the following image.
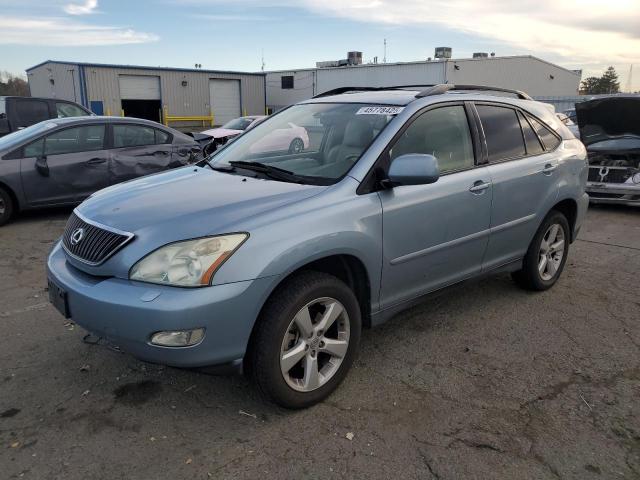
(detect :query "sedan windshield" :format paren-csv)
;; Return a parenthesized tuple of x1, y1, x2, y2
(211, 103, 397, 183)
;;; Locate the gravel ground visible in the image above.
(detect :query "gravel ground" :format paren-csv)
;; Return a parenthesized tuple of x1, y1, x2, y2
(1, 205, 639, 479)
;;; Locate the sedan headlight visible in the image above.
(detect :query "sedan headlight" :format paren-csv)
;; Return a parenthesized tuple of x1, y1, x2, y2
(130, 233, 248, 287)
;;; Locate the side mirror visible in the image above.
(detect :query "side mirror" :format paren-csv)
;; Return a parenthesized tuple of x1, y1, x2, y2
(35, 156, 50, 177)
(385, 153, 439, 187)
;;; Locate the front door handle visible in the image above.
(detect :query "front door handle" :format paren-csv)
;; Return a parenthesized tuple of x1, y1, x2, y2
(541, 163, 558, 175)
(153, 150, 169, 156)
(469, 180, 491, 194)
(86, 157, 106, 165)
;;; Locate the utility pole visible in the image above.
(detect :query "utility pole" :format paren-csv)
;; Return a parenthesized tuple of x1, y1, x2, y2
(383, 38, 387, 63)
(261, 49, 265, 72)
(626, 65, 633, 93)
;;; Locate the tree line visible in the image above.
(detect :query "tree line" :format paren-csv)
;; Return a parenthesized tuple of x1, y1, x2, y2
(0, 71, 30, 96)
(580, 66, 621, 95)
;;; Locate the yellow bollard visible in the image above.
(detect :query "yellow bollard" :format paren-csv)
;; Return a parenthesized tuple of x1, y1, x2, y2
(106, 107, 112, 116)
(120, 109, 125, 117)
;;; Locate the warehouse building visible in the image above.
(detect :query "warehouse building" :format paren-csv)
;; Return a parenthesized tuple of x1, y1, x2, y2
(26, 61, 266, 127)
(266, 54, 582, 111)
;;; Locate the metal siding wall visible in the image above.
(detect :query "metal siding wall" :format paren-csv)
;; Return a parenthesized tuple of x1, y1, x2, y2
(26, 62, 82, 103)
(317, 62, 444, 93)
(266, 70, 316, 110)
(266, 63, 446, 109)
(446, 57, 581, 96)
(83, 66, 265, 120)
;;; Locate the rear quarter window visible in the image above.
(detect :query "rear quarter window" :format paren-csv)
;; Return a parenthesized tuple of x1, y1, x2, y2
(0, 98, 6, 119)
(528, 115, 561, 151)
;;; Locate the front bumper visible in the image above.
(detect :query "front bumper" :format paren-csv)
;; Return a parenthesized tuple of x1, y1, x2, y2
(47, 241, 277, 368)
(586, 182, 640, 206)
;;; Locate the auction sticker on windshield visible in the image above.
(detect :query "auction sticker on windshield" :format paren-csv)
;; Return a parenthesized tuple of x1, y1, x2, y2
(356, 106, 404, 115)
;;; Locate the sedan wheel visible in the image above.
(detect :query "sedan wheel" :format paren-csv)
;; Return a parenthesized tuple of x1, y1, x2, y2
(280, 297, 350, 392)
(288, 138, 304, 154)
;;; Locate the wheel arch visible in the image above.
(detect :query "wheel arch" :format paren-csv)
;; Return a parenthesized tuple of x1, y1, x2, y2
(550, 197, 578, 242)
(0, 180, 20, 213)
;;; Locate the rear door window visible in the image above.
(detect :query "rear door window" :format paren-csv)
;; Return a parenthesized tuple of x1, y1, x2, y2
(55, 102, 89, 118)
(476, 105, 526, 162)
(44, 125, 106, 155)
(155, 129, 170, 144)
(527, 115, 561, 151)
(14, 99, 50, 128)
(518, 112, 544, 155)
(113, 124, 156, 148)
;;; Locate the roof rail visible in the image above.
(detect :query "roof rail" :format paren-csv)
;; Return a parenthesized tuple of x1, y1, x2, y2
(415, 84, 532, 100)
(312, 85, 437, 98)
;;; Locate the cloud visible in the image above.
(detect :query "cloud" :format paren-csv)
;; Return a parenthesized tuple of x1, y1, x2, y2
(63, 0, 98, 15)
(296, 0, 640, 67)
(0, 16, 159, 46)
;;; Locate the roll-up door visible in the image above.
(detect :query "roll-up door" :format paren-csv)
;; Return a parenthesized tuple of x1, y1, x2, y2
(209, 79, 241, 125)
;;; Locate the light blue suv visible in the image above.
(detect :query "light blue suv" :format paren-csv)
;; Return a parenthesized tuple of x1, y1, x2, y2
(47, 85, 588, 408)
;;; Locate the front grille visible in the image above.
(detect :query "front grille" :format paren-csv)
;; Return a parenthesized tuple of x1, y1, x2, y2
(587, 166, 632, 184)
(62, 212, 134, 265)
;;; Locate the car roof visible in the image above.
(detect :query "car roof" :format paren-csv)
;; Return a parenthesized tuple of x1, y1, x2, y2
(40, 116, 170, 128)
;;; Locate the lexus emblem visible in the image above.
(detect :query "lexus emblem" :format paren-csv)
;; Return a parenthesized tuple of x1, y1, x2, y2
(70, 228, 85, 246)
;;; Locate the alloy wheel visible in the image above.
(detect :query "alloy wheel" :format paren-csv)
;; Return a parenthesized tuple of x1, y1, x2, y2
(280, 297, 350, 392)
(0, 197, 4, 216)
(538, 223, 565, 281)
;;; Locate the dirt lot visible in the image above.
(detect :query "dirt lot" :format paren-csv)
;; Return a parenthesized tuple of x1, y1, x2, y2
(1, 205, 639, 479)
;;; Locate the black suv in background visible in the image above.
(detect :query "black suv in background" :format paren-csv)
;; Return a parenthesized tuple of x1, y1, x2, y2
(0, 96, 93, 138)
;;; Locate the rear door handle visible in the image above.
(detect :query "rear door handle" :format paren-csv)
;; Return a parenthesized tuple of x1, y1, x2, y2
(469, 180, 491, 193)
(541, 163, 558, 175)
(86, 157, 106, 165)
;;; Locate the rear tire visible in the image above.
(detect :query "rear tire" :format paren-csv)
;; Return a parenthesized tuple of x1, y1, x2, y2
(511, 210, 570, 291)
(0, 187, 14, 226)
(248, 271, 361, 409)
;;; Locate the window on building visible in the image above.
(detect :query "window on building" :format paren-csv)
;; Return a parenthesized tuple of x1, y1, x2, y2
(389, 105, 474, 174)
(476, 105, 526, 162)
(281, 76, 294, 89)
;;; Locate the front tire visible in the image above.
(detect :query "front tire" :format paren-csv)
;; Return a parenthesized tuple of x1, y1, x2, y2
(288, 138, 304, 154)
(511, 210, 570, 291)
(0, 187, 14, 227)
(248, 271, 361, 409)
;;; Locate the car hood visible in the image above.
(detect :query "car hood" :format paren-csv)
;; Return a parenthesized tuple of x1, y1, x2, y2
(200, 127, 242, 139)
(576, 96, 640, 146)
(77, 166, 326, 240)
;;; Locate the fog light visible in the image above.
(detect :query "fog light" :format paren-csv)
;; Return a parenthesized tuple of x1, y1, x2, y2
(150, 328, 205, 347)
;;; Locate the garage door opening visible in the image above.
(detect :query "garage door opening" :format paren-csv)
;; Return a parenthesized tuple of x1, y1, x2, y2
(121, 99, 161, 122)
(118, 75, 161, 123)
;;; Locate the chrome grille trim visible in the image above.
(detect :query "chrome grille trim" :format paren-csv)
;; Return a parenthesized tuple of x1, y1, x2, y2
(62, 210, 134, 266)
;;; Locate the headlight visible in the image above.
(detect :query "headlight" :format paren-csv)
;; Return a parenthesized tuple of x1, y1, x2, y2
(632, 172, 640, 184)
(129, 233, 248, 287)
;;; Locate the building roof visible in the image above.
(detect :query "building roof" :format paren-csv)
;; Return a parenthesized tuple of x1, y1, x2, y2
(264, 55, 581, 77)
(26, 60, 266, 77)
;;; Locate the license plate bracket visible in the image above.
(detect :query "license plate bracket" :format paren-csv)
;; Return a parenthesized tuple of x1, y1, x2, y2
(48, 278, 70, 318)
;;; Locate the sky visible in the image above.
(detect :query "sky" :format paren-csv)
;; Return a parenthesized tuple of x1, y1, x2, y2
(1, 0, 639, 91)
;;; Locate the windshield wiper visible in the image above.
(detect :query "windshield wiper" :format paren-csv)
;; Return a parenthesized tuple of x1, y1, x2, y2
(228, 161, 305, 183)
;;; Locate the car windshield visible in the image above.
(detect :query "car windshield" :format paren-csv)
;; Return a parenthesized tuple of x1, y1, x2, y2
(222, 118, 254, 130)
(0, 120, 58, 149)
(210, 103, 398, 183)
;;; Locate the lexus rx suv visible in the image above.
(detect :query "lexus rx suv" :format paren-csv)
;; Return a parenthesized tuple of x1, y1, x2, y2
(47, 84, 588, 408)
